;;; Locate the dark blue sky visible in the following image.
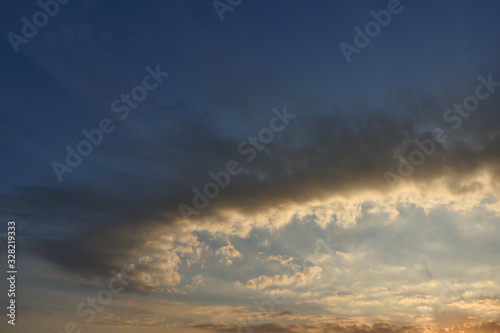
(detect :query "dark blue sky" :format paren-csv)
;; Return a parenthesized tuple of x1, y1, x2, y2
(1, 0, 499, 189)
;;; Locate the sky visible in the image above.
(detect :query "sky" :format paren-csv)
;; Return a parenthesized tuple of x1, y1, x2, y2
(1, 0, 500, 332)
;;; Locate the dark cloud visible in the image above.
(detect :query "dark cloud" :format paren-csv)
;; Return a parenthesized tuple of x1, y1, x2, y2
(193, 321, 500, 333)
(2, 82, 500, 281)
(191, 322, 419, 333)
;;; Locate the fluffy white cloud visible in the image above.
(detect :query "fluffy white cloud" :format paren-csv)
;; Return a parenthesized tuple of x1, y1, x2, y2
(216, 242, 242, 265)
(239, 266, 322, 290)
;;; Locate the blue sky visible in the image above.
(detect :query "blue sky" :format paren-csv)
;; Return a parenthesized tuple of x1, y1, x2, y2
(1, 1, 500, 333)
